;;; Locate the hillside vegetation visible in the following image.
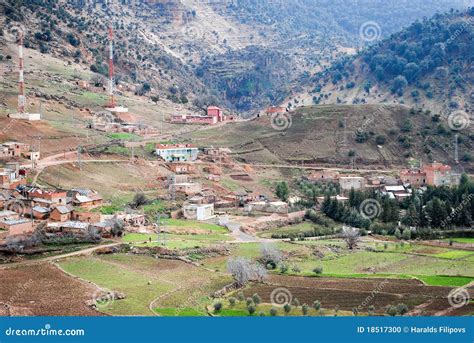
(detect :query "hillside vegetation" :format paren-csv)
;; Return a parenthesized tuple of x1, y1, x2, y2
(307, 8, 474, 114)
(1, 0, 471, 113)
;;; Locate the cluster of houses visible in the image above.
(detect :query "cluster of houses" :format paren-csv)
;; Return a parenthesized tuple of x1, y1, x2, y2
(170, 106, 235, 125)
(0, 142, 39, 161)
(309, 161, 461, 203)
(90, 108, 158, 136)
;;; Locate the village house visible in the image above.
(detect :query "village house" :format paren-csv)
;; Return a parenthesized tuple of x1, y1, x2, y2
(155, 144, 199, 162)
(423, 162, 459, 186)
(70, 189, 104, 208)
(50, 205, 74, 222)
(168, 163, 196, 174)
(182, 203, 215, 221)
(339, 176, 366, 192)
(0, 219, 34, 236)
(265, 106, 286, 115)
(27, 189, 68, 206)
(71, 211, 101, 223)
(383, 185, 411, 201)
(308, 170, 340, 182)
(400, 169, 427, 187)
(0, 142, 30, 160)
(0, 210, 20, 221)
(245, 201, 289, 215)
(170, 106, 227, 125)
(32, 206, 50, 220)
(173, 182, 202, 196)
(46, 221, 89, 235)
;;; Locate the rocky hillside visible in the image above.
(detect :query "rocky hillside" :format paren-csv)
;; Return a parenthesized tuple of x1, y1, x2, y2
(302, 8, 474, 116)
(1, 0, 470, 114)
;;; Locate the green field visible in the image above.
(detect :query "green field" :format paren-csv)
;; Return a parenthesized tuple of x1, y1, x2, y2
(59, 254, 231, 316)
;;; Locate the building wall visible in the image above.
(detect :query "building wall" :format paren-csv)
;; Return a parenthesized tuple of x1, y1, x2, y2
(339, 177, 366, 191)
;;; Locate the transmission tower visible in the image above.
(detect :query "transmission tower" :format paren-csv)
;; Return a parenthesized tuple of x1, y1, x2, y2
(454, 133, 459, 164)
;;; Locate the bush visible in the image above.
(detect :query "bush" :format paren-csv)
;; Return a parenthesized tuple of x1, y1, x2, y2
(228, 297, 236, 307)
(283, 304, 292, 314)
(292, 298, 300, 308)
(246, 298, 254, 306)
(279, 263, 289, 274)
(402, 229, 411, 240)
(397, 303, 409, 315)
(313, 266, 323, 275)
(247, 305, 256, 315)
(213, 302, 222, 312)
(375, 135, 386, 145)
(237, 292, 245, 302)
(269, 307, 278, 316)
(302, 304, 309, 315)
(252, 294, 261, 305)
(313, 300, 321, 311)
(386, 305, 398, 316)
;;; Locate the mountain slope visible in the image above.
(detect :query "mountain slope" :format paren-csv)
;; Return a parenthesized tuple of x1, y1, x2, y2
(1, 0, 471, 113)
(305, 8, 474, 115)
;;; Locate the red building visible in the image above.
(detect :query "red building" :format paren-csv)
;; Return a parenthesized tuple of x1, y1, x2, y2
(265, 106, 286, 115)
(400, 169, 427, 187)
(170, 106, 226, 125)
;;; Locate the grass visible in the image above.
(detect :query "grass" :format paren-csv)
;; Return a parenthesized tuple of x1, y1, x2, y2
(415, 275, 474, 287)
(59, 254, 230, 316)
(108, 132, 142, 141)
(434, 250, 474, 260)
(154, 308, 205, 316)
(257, 222, 315, 238)
(445, 237, 474, 244)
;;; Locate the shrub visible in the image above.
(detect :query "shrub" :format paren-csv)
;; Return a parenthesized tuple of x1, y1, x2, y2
(397, 303, 409, 315)
(246, 298, 253, 306)
(213, 302, 222, 312)
(269, 307, 278, 316)
(313, 266, 323, 275)
(237, 292, 245, 302)
(291, 265, 301, 274)
(302, 304, 309, 315)
(292, 297, 300, 308)
(283, 304, 292, 314)
(228, 297, 236, 307)
(247, 305, 256, 315)
(368, 305, 375, 315)
(252, 294, 261, 305)
(258, 311, 265, 316)
(386, 305, 398, 316)
(313, 300, 321, 311)
(375, 135, 386, 145)
(279, 263, 289, 274)
(402, 229, 411, 240)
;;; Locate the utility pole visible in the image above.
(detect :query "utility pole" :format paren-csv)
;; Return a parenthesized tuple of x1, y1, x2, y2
(155, 213, 167, 246)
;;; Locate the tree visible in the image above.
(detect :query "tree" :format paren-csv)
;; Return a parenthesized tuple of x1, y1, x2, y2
(394, 228, 402, 239)
(391, 75, 408, 95)
(228, 297, 236, 307)
(313, 267, 323, 275)
(227, 257, 267, 286)
(342, 226, 360, 249)
(402, 229, 411, 240)
(108, 215, 125, 237)
(313, 300, 321, 312)
(302, 304, 309, 315)
(130, 192, 148, 208)
(269, 307, 278, 316)
(247, 304, 256, 315)
(275, 181, 289, 201)
(213, 302, 222, 312)
(260, 243, 282, 268)
(283, 304, 292, 314)
(252, 294, 261, 305)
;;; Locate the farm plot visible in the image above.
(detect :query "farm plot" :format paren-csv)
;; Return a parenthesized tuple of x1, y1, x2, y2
(59, 254, 231, 316)
(241, 275, 474, 316)
(0, 264, 102, 316)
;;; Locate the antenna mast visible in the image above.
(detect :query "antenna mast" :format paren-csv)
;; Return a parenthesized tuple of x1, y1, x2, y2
(107, 26, 116, 109)
(18, 31, 26, 114)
